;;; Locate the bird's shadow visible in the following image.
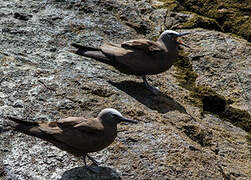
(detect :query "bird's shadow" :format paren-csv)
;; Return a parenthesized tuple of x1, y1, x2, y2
(109, 80, 187, 114)
(0, 124, 9, 134)
(0, 126, 3, 133)
(60, 165, 121, 180)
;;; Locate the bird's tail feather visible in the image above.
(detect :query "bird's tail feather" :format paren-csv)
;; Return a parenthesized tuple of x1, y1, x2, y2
(71, 43, 114, 66)
(7, 116, 37, 126)
(6, 116, 40, 136)
(5, 117, 61, 147)
(71, 43, 99, 52)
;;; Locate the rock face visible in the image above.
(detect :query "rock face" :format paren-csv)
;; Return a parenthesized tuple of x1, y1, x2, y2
(156, 0, 251, 41)
(0, 0, 250, 179)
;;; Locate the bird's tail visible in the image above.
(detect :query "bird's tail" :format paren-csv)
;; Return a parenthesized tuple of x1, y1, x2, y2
(5, 117, 61, 148)
(5, 116, 40, 136)
(71, 43, 114, 66)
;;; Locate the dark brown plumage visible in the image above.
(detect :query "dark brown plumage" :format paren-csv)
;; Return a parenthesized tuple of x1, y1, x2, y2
(71, 30, 191, 94)
(6, 108, 137, 166)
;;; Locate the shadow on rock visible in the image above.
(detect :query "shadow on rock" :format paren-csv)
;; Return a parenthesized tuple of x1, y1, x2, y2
(0, 126, 8, 134)
(60, 165, 121, 180)
(109, 80, 187, 114)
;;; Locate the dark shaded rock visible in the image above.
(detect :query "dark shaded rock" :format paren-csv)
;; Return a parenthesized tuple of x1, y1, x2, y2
(60, 166, 121, 180)
(13, 100, 24, 108)
(202, 95, 226, 113)
(109, 80, 187, 114)
(13, 12, 32, 21)
(182, 124, 213, 147)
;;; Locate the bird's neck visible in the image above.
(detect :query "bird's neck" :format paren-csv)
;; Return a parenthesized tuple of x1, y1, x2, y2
(159, 39, 178, 51)
(158, 38, 179, 64)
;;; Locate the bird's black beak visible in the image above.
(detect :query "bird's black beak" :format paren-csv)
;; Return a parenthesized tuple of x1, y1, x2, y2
(177, 32, 191, 37)
(119, 116, 138, 124)
(176, 32, 191, 48)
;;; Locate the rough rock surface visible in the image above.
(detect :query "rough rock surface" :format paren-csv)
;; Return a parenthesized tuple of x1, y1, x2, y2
(0, 0, 250, 179)
(153, 0, 251, 41)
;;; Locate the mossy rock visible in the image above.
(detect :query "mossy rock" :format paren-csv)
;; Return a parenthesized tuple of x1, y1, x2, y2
(155, 0, 184, 11)
(220, 106, 251, 132)
(174, 51, 251, 132)
(174, 51, 198, 90)
(159, 0, 251, 41)
(175, 0, 251, 41)
(182, 124, 213, 147)
(177, 12, 222, 31)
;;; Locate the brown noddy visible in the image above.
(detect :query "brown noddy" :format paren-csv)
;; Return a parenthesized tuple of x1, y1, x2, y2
(5, 108, 137, 166)
(71, 30, 191, 94)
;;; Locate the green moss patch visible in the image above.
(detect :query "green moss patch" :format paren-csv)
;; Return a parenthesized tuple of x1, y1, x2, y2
(174, 52, 251, 132)
(174, 51, 198, 90)
(160, 0, 250, 41)
(176, 0, 251, 41)
(182, 125, 213, 147)
(157, 0, 183, 11)
(178, 12, 222, 31)
(220, 106, 251, 132)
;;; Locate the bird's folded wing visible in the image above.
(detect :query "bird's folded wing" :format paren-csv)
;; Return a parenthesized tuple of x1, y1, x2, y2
(56, 117, 104, 133)
(101, 43, 130, 57)
(121, 39, 165, 53)
(53, 118, 104, 150)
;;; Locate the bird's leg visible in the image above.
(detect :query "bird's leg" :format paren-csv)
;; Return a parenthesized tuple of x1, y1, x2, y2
(82, 154, 87, 166)
(82, 154, 100, 173)
(86, 154, 99, 166)
(142, 76, 160, 95)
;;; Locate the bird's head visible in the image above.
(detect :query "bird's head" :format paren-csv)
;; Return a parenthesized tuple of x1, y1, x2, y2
(98, 108, 137, 127)
(158, 30, 191, 48)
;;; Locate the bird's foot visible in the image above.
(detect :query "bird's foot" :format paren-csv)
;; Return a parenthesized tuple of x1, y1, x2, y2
(142, 76, 160, 95)
(83, 154, 101, 173)
(147, 85, 160, 95)
(86, 154, 100, 166)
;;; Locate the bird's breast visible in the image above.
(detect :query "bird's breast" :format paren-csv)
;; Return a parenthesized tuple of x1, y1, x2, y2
(136, 54, 177, 75)
(79, 130, 117, 153)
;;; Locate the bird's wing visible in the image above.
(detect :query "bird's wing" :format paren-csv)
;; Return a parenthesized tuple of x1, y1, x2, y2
(101, 42, 130, 57)
(37, 117, 105, 154)
(101, 39, 168, 75)
(56, 117, 104, 133)
(101, 40, 165, 57)
(120, 39, 166, 53)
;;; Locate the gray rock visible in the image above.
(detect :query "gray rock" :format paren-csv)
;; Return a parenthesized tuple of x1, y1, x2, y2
(0, 0, 250, 179)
